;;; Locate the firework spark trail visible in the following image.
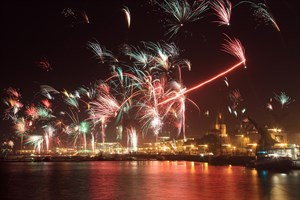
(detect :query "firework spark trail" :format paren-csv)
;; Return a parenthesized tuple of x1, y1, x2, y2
(40, 85, 60, 100)
(80, 10, 90, 24)
(6, 87, 21, 98)
(86, 40, 118, 63)
(158, 59, 245, 105)
(234, 1, 280, 31)
(14, 117, 27, 135)
(105, 68, 155, 131)
(14, 117, 29, 150)
(89, 83, 122, 143)
(126, 127, 138, 152)
(222, 34, 246, 66)
(172, 94, 186, 138)
(37, 106, 55, 120)
(100, 118, 107, 143)
(181, 60, 245, 94)
(127, 50, 151, 69)
(224, 76, 229, 87)
(62, 89, 81, 110)
(109, 41, 190, 89)
(137, 104, 163, 136)
(123, 45, 153, 68)
(252, 3, 280, 31)
(210, 0, 232, 26)
(79, 121, 89, 150)
(64, 110, 87, 148)
(123, 41, 182, 72)
(76, 85, 99, 110)
(90, 132, 95, 152)
(63, 86, 96, 111)
(162, 80, 191, 138)
(144, 41, 180, 71)
(267, 98, 274, 110)
(135, 76, 164, 136)
(3, 87, 23, 121)
(25, 135, 43, 153)
(62, 8, 90, 26)
(123, 41, 190, 75)
(227, 89, 246, 117)
(3, 98, 23, 121)
(43, 125, 55, 151)
(141, 105, 161, 136)
(78, 85, 97, 99)
(122, 6, 131, 28)
(89, 91, 121, 124)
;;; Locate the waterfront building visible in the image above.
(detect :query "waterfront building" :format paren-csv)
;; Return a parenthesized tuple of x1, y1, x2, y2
(96, 142, 123, 154)
(268, 128, 287, 143)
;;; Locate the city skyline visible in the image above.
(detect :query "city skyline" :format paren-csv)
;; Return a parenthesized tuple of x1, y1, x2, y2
(1, 0, 299, 147)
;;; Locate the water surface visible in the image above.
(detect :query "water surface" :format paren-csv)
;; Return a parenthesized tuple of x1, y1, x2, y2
(0, 161, 299, 200)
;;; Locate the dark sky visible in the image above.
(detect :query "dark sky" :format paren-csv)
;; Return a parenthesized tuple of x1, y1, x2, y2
(1, 0, 300, 140)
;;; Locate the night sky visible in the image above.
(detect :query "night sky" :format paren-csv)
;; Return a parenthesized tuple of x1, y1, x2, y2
(1, 0, 299, 142)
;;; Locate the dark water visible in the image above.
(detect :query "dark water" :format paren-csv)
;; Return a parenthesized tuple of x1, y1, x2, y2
(0, 161, 299, 200)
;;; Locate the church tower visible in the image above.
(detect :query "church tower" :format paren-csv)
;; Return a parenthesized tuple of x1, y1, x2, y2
(215, 112, 227, 137)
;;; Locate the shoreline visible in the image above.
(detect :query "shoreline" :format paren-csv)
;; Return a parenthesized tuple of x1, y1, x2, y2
(1, 154, 300, 170)
(0, 153, 254, 164)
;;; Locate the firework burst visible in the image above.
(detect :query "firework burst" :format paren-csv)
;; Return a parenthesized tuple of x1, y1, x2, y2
(157, 0, 209, 39)
(210, 0, 232, 26)
(222, 34, 246, 66)
(36, 57, 52, 72)
(273, 92, 295, 109)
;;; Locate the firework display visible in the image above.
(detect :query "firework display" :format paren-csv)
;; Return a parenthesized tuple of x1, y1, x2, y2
(1, 0, 296, 154)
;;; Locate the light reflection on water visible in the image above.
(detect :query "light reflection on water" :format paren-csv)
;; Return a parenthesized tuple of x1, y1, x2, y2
(0, 161, 299, 200)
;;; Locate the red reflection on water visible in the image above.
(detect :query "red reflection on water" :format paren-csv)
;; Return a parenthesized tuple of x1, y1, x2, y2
(2, 161, 298, 200)
(86, 161, 261, 200)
